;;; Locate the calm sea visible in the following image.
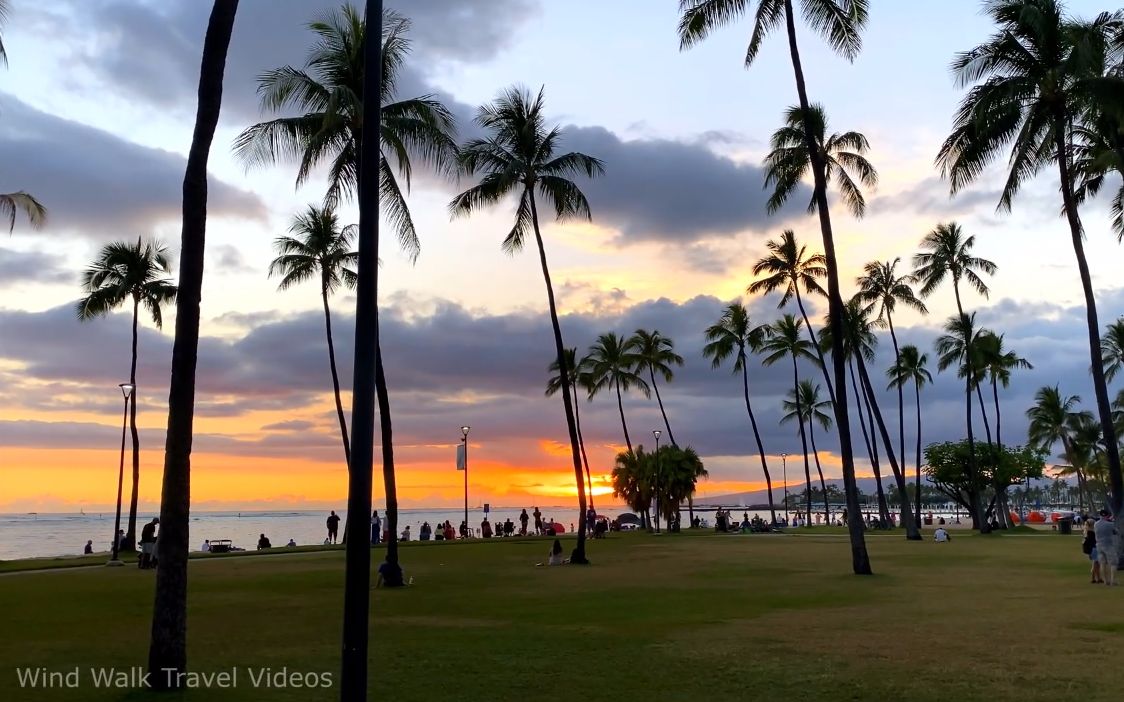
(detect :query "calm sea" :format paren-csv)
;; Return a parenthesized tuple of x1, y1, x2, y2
(0, 506, 595, 561)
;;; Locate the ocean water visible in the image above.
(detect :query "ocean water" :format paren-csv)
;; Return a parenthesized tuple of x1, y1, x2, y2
(0, 506, 598, 561)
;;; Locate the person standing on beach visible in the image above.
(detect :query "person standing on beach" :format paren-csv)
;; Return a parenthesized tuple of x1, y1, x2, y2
(326, 510, 341, 544)
(1093, 510, 1118, 586)
(519, 509, 530, 536)
(139, 517, 159, 569)
(371, 510, 382, 546)
(533, 506, 543, 535)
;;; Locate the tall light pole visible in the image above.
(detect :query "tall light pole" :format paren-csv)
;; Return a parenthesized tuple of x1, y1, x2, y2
(108, 382, 135, 566)
(781, 452, 789, 526)
(653, 430, 662, 534)
(461, 426, 470, 538)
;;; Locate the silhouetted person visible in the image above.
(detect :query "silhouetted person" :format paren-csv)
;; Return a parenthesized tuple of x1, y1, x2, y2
(83, 540, 93, 555)
(257, 533, 272, 550)
(326, 510, 341, 543)
(520, 508, 530, 535)
(139, 518, 159, 569)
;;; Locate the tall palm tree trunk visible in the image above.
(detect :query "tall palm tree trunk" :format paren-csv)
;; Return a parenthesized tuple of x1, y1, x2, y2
(791, 360, 812, 524)
(529, 193, 588, 563)
(887, 314, 907, 508)
(975, 383, 993, 446)
(782, 0, 869, 573)
(795, 289, 836, 405)
(573, 385, 594, 510)
(808, 420, 830, 523)
(1054, 119, 1124, 519)
(147, 0, 237, 687)
(992, 379, 1002, 448)
(649, 368, 677, 446)
(950, 284, 987, 532)
(341, 5, 387, 695)
(322, 286, 351, 466)
(914, 379, 923, 526)
(124, 295, 141, 551)
(742, 360, 776, 524)
(990, 377, 1010, 528)
(614, 376, 633, 454)
(856, 352, 922, 540)
(853, 359, 890, 523)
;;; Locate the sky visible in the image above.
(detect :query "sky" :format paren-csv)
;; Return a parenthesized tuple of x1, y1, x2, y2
(1, 0, 1122, 513)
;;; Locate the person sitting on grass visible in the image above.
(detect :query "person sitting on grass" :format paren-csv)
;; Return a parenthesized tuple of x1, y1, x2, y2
(400, 526, 411, 542)
(375, 560, 409, 588)
(933, 527, 951, 543)
(84, 540, 93, 555)
(286, 538, 297, 547)
(257, 534, 271, 550)
(536, 539, 568, 566)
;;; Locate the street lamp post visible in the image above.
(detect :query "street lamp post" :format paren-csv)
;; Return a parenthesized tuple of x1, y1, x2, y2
(781, 452, 789, 526)
(108, 383, 135, 566)
(461, 426, 470, 538)
(653, 430, 662, 534)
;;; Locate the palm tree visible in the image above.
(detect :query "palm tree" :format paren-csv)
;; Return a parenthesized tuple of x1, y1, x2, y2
(0, 1, 47, 233)
(888, 344, 932, 527)
(450, 86, 603, 564)
(611, 447, 654, 527)
(912, 222, 996, 319)
(855, 258, 927, 505)
(546, 348, 595, 510)
(235, 6, 456, 246)
(703, 302, 776, 523)
(761, 314, 817, 524)
(764, 102, 878, 218)
(584, 332, 649, 456)
(1100, 318, 1124, 383)
(1027, 385, 1093, 510)
(937, 0, 1124, 517)
(268, 205, 357, 468)
(840, 326, 890, 524)
(679, 0, 872, 576)
(239, 5, 456, 581)
(782, 379, 833, 522)
(977, 331, 1033, 448)
(629, 329, 684, 446)
(77, 238, 177, 551)
(935, 312, 989, 530)
(147, 0, 237, 688)
(749, 230, 835, 402)
(834, 300, 921, 539)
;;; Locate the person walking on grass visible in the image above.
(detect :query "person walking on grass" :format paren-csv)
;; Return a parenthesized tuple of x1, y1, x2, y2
(1082, 518, 1102, 584)
(326, 510, 340, 544)
(1093, 510, 1117, 587)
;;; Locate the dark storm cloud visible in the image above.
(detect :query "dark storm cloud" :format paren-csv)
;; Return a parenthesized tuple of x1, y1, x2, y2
(561, 125, 807, 244)
(0, 96, 266, 241)
(4, 290, 1122, 468)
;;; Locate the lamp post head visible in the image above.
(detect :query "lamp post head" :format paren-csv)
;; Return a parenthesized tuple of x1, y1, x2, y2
(119, 383, 135, 400)
(781, 452, 787, 459)
(461, 425, 470, 438)
(653, 430, 661, 441)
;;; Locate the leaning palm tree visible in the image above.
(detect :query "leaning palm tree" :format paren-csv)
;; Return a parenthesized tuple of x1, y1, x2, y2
(888, 344, 932, 527)
(679, 0, 872, 576)
(629, 329, 684, 445)
(1027, 385, 1093, 510)
(78, 237, 177, 551)
(1100, 318, 1124, 383)
(147, 0, 237, 687)
(761, 314, 818, 524)
(912, 222, 996, 319)
(235, 6, 456, 250)
(937, 0, 1124, 516)
(749, 229, 835, 402)
(703, 302, 776, 523)
(782, 379, 833, 522)
(855, 257, 927, 502)
(764, 103, 878, 218)
(450, 86, 603, 564)
(268, 205, 357, 468)
(546, 348, 595, 509)
(584, 332, 649, 455)
(935, 312, 989, 530)
(238, 5, 457, 582)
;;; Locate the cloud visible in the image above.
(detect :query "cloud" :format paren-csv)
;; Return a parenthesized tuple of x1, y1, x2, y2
(0, 96, 266, 241)
(0, 248, 72, 287)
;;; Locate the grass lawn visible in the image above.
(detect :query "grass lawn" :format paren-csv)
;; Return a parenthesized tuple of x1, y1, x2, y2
(0, 529, 1116, 702)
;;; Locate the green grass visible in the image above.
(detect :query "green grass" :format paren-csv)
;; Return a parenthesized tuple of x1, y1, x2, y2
(0, 529, 1113, 702)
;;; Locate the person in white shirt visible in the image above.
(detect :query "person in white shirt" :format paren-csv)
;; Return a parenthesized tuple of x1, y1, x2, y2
(934, 527, 951, 543)
(201, 539, 211, 552)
